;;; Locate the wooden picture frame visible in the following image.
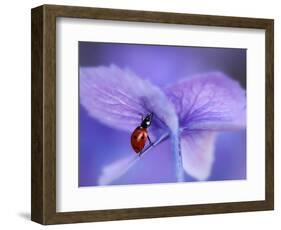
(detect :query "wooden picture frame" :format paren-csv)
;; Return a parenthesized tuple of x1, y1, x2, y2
(31, 4, 274, 225)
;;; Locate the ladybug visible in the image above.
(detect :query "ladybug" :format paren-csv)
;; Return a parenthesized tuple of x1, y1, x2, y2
(130, 113, 153, 155)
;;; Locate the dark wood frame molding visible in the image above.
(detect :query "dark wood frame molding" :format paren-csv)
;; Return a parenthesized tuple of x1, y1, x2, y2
(31, 4, 274, 225)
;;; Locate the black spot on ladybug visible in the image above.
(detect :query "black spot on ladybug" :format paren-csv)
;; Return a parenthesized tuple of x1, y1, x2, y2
(141, 136, 145, 140)
(134, 135, 137, 139)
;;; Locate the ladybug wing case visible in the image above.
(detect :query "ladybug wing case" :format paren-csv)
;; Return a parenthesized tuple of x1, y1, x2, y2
(130, 127, 148, 153)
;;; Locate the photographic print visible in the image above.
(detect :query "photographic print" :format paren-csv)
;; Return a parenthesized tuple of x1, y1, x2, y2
(31, 5, 273, 224)
(79, 42, 246, 187)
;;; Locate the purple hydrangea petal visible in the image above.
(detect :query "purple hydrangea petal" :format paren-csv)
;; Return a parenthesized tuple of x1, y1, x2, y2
(80, 65, 179, 134)
(165, 72, 246, 180)
(98, 155, 137, 186)
(81, 65, 185, 184)
(181, 131, 217, 180)
(165, 72, 246, 132)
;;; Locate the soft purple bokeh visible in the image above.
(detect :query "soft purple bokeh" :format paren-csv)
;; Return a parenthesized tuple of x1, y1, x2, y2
(79, 42, 246, 186)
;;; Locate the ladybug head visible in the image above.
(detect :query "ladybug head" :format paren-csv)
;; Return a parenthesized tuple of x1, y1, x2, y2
(141, 113, 153, 128)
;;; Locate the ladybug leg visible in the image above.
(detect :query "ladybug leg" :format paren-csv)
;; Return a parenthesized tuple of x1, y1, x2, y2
(139, 136, 153, 157)
(138, 150, 144, 157)
(147, 135, 154, 146)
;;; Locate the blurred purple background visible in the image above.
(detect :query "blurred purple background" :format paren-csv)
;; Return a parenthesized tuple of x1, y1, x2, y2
(79, 42, 246, 186)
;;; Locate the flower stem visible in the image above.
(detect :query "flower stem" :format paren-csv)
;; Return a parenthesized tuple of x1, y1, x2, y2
(171, 131, 185, 182)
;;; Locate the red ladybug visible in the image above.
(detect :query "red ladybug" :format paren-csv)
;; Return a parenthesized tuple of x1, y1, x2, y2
(130, 113, 153, 155)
